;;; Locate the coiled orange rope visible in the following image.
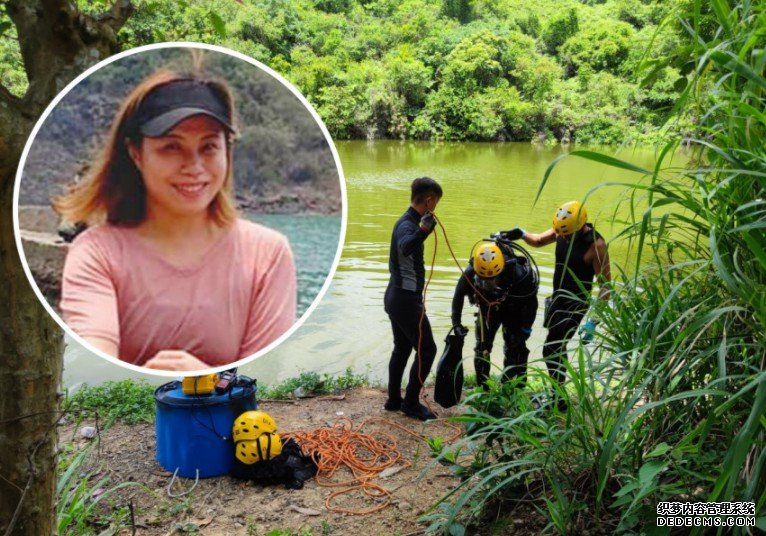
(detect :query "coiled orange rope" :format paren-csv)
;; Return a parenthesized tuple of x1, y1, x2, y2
(283, 416, 440, 514)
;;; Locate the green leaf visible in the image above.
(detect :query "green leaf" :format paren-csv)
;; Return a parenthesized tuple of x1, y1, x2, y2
(710, 375, 766, 501)
(680, 60, 696, 76)
(638, 460, 665, 485)
(537, 151, 651, 206)
(208, 11, 227, 38)
(448, 522, 466, 536)
(640, 62, 665, 88)
(646, 442, 671, 459)
(710, 0, 732, 34)
(611, 493, 635, 508)
(568, 151, 653, 175)
(613, 480, 639, 498)
(536, 152, 570, 205)
(742, 231, 766, 271)
(646, 524, 671, 536)
(709, 50, 766, 90)
(0, 21, 11, 37)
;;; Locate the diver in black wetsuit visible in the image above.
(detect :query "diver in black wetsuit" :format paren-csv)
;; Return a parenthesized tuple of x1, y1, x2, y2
(451, 239, 539, 389)
(506, 201, 611, 400)
(384, 177, 443, 421)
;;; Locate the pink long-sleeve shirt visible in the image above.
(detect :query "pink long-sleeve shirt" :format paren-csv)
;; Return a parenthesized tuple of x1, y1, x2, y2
(61, 219, 297, 367)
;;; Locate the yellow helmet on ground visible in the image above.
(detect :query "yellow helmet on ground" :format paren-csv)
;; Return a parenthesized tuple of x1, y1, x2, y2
(235, 432, 283, 464)
(552, 201, 587, 236)
(232, 411, 277, 442)
(473, 243, 505, 278)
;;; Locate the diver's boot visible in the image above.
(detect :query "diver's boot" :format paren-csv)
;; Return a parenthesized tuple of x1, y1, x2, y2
(384, 397, 402, 411)
(401, 400, 437, 421)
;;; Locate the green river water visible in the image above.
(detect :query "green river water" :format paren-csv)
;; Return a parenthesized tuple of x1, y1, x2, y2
(64, 141, 674, 389)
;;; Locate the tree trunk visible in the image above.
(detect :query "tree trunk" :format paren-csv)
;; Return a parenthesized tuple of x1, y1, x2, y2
(0, 2, 133, 533)
(0, 171, 63, 533)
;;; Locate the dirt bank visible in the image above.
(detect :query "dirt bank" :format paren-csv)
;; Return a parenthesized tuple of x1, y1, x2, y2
(61, 386, 545, 535)
(64, 388, 452, 535)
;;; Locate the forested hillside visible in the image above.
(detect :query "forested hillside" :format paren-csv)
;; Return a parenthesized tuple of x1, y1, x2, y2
(1, 0, 689, 145)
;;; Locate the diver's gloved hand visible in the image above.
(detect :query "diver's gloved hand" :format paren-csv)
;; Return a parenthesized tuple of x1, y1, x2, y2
(454, 324, 469, 337)
(579, 319, 598, 343)
(502, 227, 526, 241)
(419, 212, 436, 233)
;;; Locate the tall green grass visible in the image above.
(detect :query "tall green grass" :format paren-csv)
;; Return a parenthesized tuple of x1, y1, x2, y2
(425, 1, 765, 533)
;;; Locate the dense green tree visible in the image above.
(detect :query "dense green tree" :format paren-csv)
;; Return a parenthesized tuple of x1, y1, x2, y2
(0, 25, 25, 97)
(383, 45, 433, 108)
(441, 30, 506, 90)
(610, 0, 653, 28)
(513, 54, 561, 104)
(314, 0, 356, 14)
(482, 84, 534, 140)
(517, 12, 541, 37)
(441, 0, 475, 24)
(541, 7, 578, 54)
(288, 46, 343, 99)
(315, 62, 380, 138)
(396, 0, 442, 37)
(559, 19, 634, 75)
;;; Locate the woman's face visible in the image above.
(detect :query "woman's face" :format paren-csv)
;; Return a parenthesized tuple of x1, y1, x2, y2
(128, 115, 228, 220)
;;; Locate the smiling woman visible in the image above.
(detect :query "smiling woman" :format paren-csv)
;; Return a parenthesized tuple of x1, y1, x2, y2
(53, 67, 297, 371)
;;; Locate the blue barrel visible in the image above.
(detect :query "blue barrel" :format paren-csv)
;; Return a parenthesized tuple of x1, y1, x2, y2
(155, 379, 257, 478)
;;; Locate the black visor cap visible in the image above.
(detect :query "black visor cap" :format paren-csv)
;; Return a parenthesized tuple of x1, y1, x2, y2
(134, 79, 235, 137)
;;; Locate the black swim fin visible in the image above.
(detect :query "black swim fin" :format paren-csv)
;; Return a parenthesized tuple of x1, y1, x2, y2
(434, 327, 466, 408)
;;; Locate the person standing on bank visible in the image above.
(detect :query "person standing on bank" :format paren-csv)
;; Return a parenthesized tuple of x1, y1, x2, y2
(505, 201, 611, 402)
(384, 177, 443, 421)
(56, 68, 297, 371)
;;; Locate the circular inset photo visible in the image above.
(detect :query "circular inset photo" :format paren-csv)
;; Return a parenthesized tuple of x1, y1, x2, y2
(14, 43, 345, 375)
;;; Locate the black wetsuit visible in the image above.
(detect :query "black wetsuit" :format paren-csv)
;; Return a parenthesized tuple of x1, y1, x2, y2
(452, 249, 539, 388)
(384, 207, 436, 406)
(543, 224, 602, 385)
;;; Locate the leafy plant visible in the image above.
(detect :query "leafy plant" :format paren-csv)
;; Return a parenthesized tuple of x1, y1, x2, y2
(259, 367, 373, 400)
(63, 380, 156, 425)
(57, 443, 146, 534)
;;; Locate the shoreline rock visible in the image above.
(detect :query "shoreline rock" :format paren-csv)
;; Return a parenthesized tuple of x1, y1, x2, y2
(236, 186, 342, 215)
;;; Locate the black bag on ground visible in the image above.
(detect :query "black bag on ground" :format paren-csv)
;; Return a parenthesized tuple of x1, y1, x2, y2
(230, 438, 318, 489)
(434, 328, 466, 408)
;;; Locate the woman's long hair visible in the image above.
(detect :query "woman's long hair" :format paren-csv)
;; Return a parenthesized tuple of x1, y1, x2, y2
(54, 69, 238, 227)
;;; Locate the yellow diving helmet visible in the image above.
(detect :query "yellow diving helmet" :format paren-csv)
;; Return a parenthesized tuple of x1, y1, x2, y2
(473, 243, 505, 278)
(232, 410, 278, 442)
(235, 432, 283, 464)
(552, 201, 587, 236)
